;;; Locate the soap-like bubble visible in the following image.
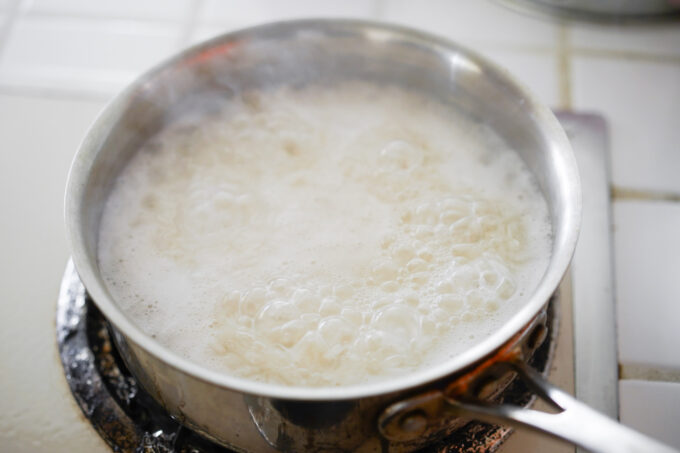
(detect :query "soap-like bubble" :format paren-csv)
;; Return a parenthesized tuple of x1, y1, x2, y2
(98, 82, 552, 387)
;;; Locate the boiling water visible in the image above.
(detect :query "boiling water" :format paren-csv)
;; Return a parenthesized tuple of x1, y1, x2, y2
(98, 83, 552, 387)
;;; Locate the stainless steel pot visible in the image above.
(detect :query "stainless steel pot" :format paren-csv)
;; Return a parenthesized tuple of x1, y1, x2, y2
(65, 19, 676, 453)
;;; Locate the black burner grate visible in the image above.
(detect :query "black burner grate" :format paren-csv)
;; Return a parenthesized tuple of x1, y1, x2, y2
(57, 260, 558, 453)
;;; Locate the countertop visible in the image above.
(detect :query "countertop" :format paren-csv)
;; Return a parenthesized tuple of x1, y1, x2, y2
(1, 1, 679, 451)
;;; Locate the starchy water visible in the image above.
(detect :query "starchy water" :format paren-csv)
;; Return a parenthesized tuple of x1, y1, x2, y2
(98, 83, 552, 387)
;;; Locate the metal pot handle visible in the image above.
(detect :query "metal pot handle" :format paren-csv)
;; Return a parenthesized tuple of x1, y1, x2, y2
(378, 360, 678, 453)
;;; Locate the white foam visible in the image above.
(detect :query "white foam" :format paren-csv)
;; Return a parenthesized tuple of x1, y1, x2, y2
(98, 83, 552, 387)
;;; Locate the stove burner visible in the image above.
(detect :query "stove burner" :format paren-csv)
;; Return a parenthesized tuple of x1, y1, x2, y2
(57, 260, 559, 453)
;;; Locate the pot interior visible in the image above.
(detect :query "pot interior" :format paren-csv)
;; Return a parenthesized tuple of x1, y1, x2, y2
(67, 19, 580, 398)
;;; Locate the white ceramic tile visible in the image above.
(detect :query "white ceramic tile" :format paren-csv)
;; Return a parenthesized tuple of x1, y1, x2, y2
(571, 23, 680, 58)
(620, 380, 680, 449)
(27, 0, 193, 22)
(476, 47, 559, 107)
(198, 0, 376, 27)
(614, 200, 680, 371)
(572, 56, 680, 193)
(382, 0, 557, 49)
(0, 16, 182, 95)
(0, 93, 109, 452)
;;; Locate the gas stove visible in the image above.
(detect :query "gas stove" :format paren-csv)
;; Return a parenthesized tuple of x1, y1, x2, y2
(56, 112, 614, 453)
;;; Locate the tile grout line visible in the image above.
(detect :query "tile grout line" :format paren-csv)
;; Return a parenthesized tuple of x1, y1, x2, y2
(619, 364, 680, 384)
(178, 0, 204, 48)
(476, 42, 556, 54)
(556, 23, 572, 110)
(572, 47, 680, 66)
(0, 83, 113, 102)
(12, 10, 192, 24)
(611, 186, 680, 203)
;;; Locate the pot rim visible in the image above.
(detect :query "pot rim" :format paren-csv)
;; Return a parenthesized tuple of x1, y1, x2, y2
(65, 18, 581, 401)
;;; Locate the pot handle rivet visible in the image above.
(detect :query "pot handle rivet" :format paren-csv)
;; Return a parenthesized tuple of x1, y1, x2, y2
(377, 391, 445, 441)
(399, 410, 427, 436)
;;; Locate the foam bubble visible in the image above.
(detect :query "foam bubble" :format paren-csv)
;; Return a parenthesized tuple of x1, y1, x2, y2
(98, 82, 552, 387)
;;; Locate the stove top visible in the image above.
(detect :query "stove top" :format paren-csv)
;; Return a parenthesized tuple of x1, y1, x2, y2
(56, 111, 613, 453)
